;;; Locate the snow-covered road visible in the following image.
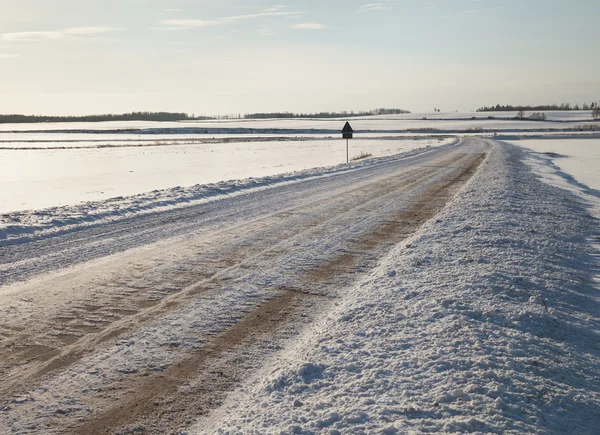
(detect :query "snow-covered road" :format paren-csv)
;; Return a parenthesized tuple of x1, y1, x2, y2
(0, 139, 489, 433)
(204, 141, 600, 435)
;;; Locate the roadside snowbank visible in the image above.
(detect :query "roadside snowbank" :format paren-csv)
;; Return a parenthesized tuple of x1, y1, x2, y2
(204, 142, 600, 434)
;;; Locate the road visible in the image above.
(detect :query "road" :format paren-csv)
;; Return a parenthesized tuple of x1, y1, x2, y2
(0, 138, 490, 434)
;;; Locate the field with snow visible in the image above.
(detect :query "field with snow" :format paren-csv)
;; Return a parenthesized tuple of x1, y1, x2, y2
(1, 111, 598, 213)
(0, 136, 449, 212)
(0, 112, 599, 434)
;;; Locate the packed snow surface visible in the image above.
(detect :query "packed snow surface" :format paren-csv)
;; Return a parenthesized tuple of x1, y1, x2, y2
(203, 143, 600, 434)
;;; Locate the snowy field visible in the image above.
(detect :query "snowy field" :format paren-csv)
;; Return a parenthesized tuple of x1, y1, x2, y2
(508, 138, 600, 191)
(1, 111, 598, 214)
(0, 110, 597, 133)
(0, 137, 449, 213)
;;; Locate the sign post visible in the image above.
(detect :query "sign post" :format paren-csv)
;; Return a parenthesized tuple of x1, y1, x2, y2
(341, 122, 354, 164)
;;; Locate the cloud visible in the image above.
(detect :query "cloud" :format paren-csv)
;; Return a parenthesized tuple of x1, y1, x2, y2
(263, 5, 285, 13)
(161, 10, 304, 29)
(358, 1, 395, 13)
(2, 27, 122, 42)
(0, 53, 20, 59)
(292, 23, 326, 30)
(64, 27, 123, 35)
(2, 31, 64, 41)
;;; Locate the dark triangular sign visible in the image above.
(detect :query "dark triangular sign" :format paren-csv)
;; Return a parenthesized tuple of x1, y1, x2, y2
(342, 122, 354, 133)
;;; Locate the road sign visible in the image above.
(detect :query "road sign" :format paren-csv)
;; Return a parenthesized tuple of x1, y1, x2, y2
(341, 122, 354, 163)
(342, 122, 354, 139)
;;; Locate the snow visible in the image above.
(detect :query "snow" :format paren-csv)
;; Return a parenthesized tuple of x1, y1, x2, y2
(200, 142, 600, 434)
(0, 140, 455, 247)
(1, 112, 600, 433)
(0, 140, 486, 433)
(508, 138, 600, 192)
(1, 112, 597, 214)
(0, 137, 450, 213)
(0, 111, 596, 133)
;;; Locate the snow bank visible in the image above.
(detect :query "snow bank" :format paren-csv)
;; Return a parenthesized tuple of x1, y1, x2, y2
(204, 142, 600, 434)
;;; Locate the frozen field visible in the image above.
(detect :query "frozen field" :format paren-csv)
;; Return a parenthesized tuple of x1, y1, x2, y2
(508, 138, 600, 191)
(0, 110, 597, 133)
(1, 112, 598, 214)
(0, 136, 449, 213)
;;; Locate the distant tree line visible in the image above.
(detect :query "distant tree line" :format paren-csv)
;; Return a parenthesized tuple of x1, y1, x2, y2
(516, 111, 547, 121)
(244, 108, 410, 119)
(0, 112, 213, 124)
(477, 102, 599, 112)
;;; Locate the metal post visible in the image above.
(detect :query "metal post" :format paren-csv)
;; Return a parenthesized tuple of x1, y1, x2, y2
(346, 139, 349, 164)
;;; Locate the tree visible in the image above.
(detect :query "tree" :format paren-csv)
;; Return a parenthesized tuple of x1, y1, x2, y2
(517, 110, 525, 119)
(593, 107, 600, 120)
(529, 112, 546, 121)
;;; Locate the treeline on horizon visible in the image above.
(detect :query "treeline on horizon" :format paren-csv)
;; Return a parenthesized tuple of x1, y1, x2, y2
(0, 112, 213, 124)
(0, 108, 410, 124)
(477, 102, 599, 112)
(244, 108, 410, 119)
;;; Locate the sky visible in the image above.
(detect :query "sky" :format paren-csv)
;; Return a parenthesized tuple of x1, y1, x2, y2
(0, 0, 599, 116)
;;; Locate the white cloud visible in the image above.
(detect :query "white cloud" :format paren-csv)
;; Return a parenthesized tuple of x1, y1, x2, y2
(64, 27, 122, 35)
(2, 27, 122, 42)
(2, 31, 64, 41)
(358, 1, 395, 13)
(263, 5, 285, 13)
(161, 20, 222, 29)
(161, 10, 304, 29)
(292, 23, 326, 30)
(0, 53, 20, 59)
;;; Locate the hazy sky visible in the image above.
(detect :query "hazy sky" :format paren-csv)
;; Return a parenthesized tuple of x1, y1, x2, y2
(1, 0, 598, 115)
